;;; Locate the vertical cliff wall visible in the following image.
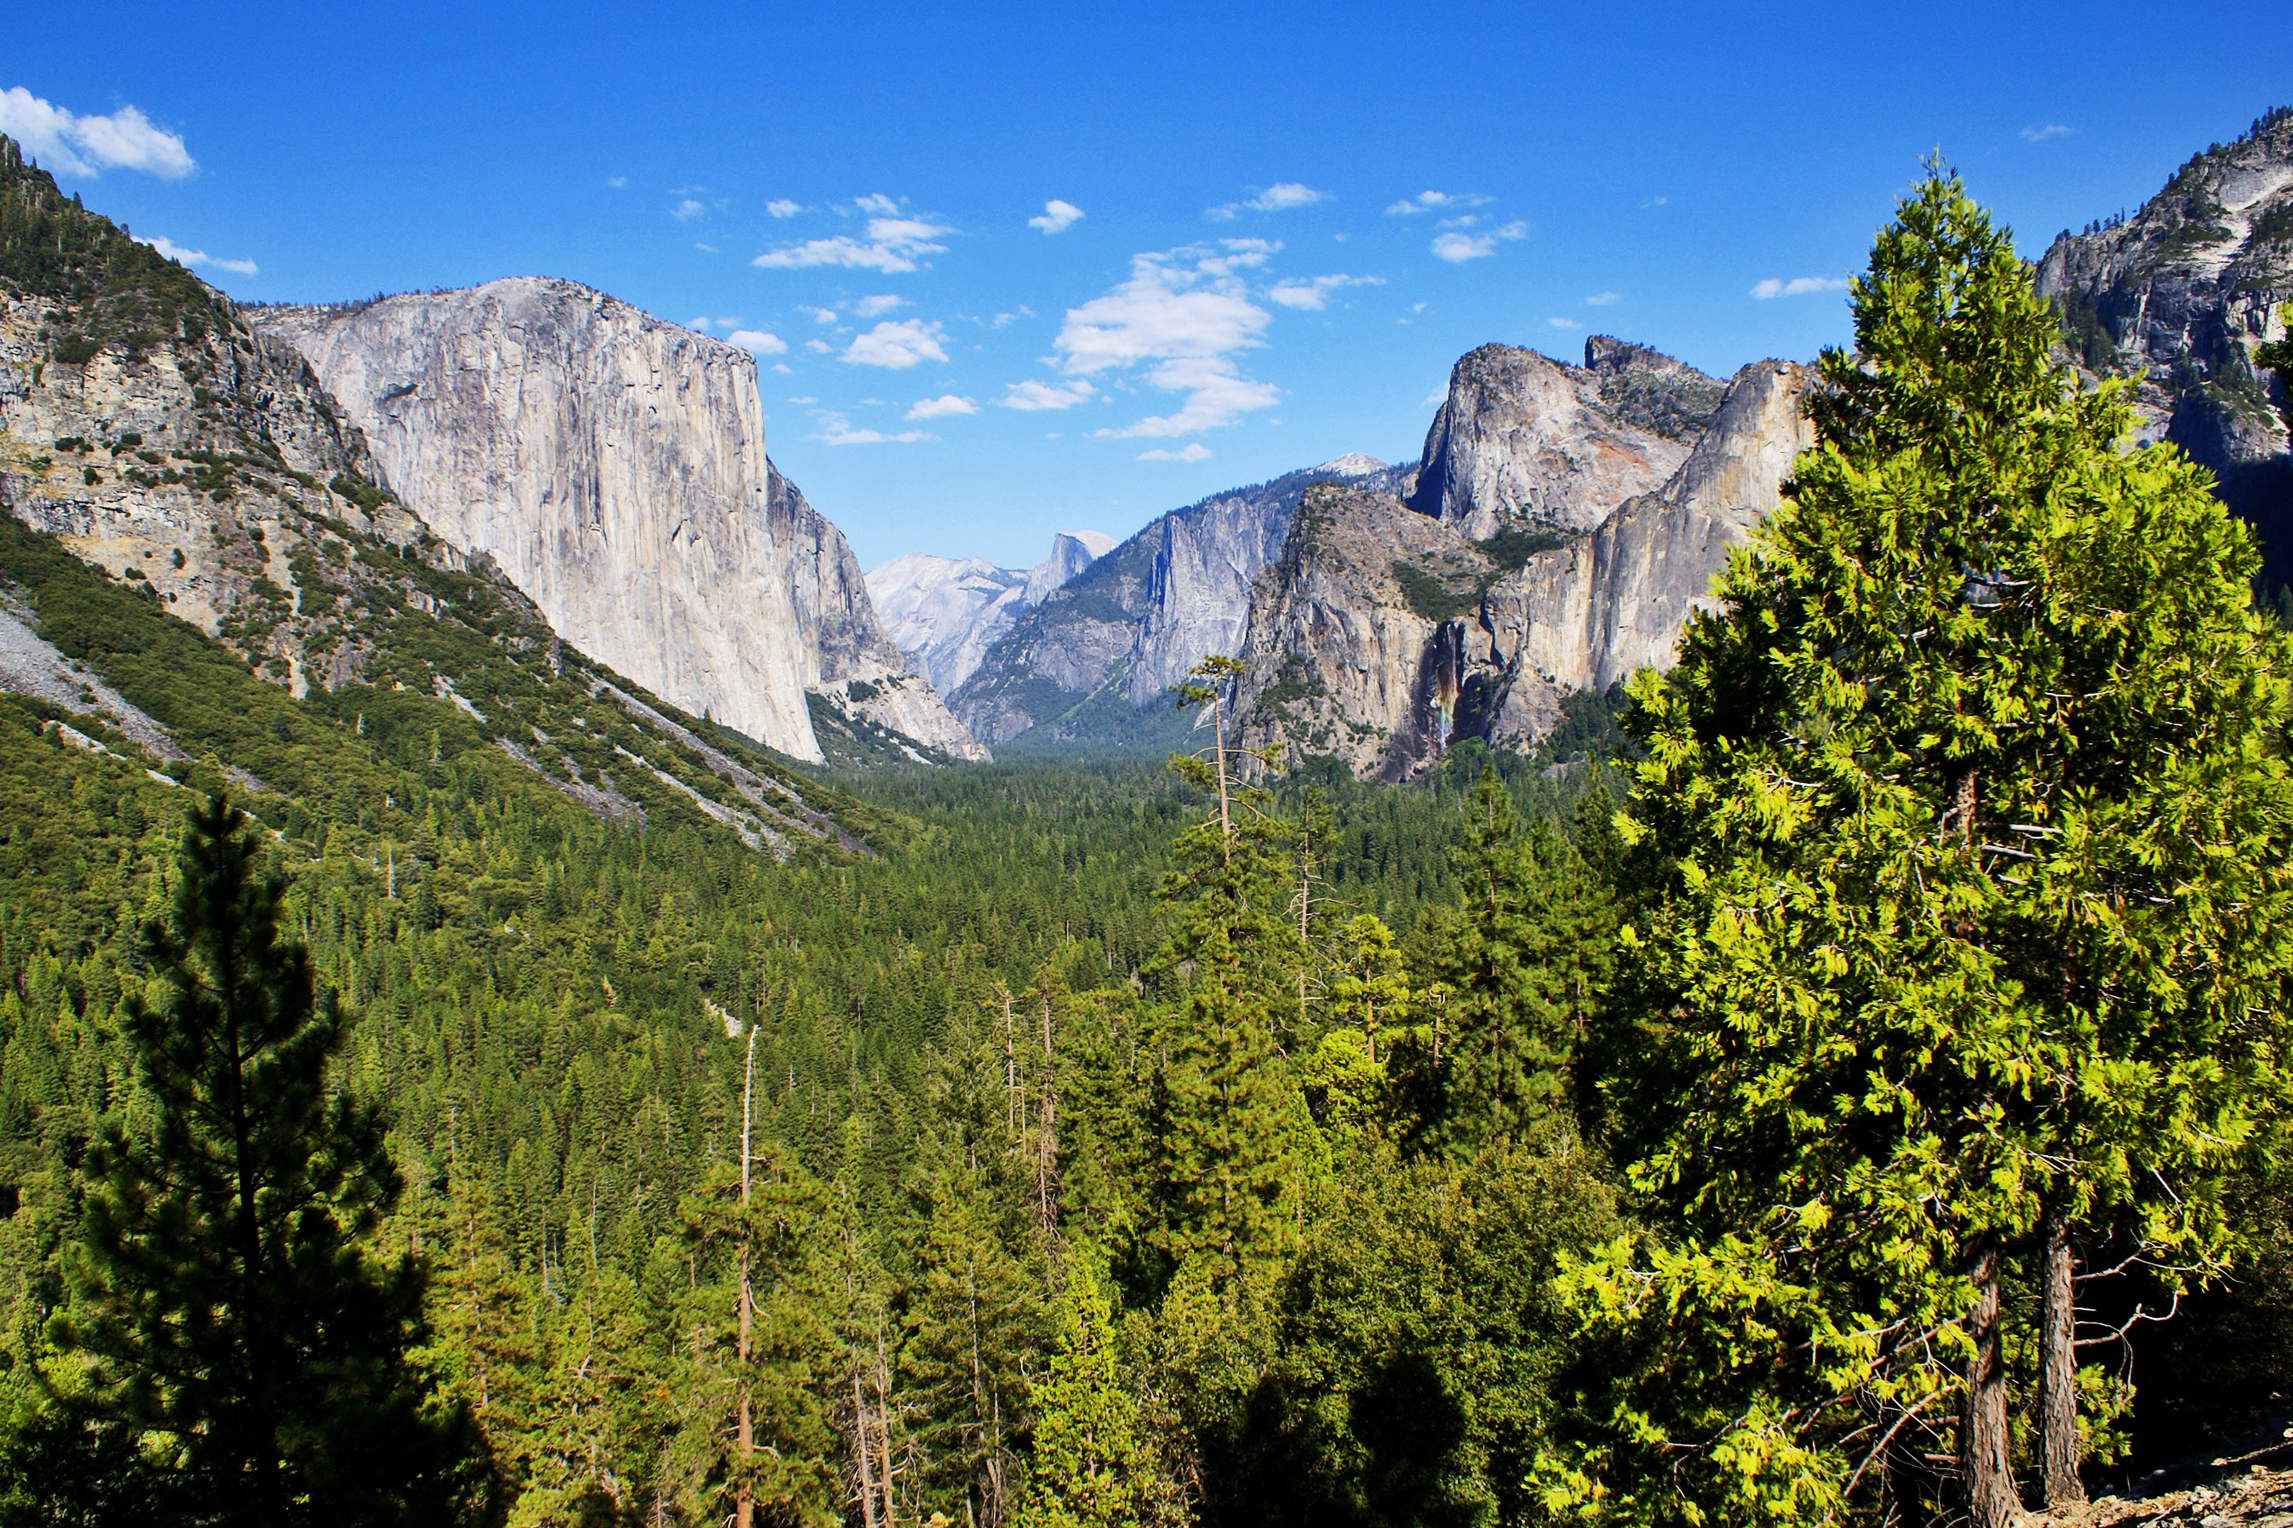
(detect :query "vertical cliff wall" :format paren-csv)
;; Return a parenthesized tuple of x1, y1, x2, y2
(1405, 340, 1719, 537)
(2034, 115, 2293, 582)
(257, 278, 983, 762)
(1235, 359, 1811, 779)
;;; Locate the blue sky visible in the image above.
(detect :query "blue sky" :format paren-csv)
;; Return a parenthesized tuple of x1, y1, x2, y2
(9, 1, 2291, 568)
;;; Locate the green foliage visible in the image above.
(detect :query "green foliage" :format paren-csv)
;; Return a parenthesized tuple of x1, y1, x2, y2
(1013, 1257, 1143, 1528)
(1551, 163, 2293, 1528)
(0, 134, 219, 364)
(58, 797, 483, 1524)
(1409, 772, 1616, 1158)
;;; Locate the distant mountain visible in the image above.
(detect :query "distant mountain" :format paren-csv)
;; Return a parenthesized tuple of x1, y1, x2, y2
(254, 279, 983, 765)
(1234, 359, 1809, 780)
(946, 455, 1407, 749)
(865, 529, 1115, 696)
(0, 135, 892, 851)
(2035, 109, 2293, 583)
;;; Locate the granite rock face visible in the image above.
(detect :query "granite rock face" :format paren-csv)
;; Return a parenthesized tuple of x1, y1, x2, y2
(2034, 113, 2293, 580)
(1405, 339, 1722, 538)
(257, 278, 983, 762)
(948, 455, 1404, 746)
(866, 529, 1114, 696)
(0, 278, 429, 696)
(1235, 360, 1811, 779)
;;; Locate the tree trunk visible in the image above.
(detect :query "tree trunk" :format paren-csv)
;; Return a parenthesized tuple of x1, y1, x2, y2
(1960, 1236, 2017, 1528)
(854, 1365, 882, 1528)
(2038, 1208, 2085, 1507)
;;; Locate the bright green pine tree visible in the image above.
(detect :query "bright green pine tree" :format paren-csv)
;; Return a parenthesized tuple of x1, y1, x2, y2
(899, 1173, 1041, 1528)
(1012, 1257, 1144, 1528)
(1151, 657, 1306, 1291)
(1419, 770, 1615, 1157)
(670, 1146, 840, 1528)
(1543, 165, 2293, 1528)
(58, 795, 483, 1526)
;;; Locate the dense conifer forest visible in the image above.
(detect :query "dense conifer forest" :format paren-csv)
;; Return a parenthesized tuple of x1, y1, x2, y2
(3, 153, 2293, 1528)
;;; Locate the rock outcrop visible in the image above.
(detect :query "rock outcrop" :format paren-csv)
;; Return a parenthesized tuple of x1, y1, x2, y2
(0, 140, 425, 696)
(2035, 111, 2293, 579)
(1405, 339, 1722, 537)
(867, 530, 1114, 696)
(948, 455, 1405, 746)
(1234, 359, 1811, 779)
(256, 278, 983, 763)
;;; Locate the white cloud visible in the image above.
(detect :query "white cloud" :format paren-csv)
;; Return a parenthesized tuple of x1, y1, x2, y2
(1585, 291, 1623, 306)
(842, 319, 949, 369)
(1002, 379, 1097, 411)
(1267, 273, 1383, 310)
(1430, 221, 1528, 262)
(801, 306, 839, 325)
(852, 293, 907, 317)
(0, 89, 195, 179)
(1641, 195, 1669, 209)
(1029, 199, 1085, 234)
(1549, 317, 1582, 329)
(727, 329, 787, 354)
(789, 395, 816, 403)
(1750, 275, 1850, 299)
(753, 201, 952, 272)
(135, 235, 256, 276)
(1138, 444, 1212, 462)
(907, 394, 977, 420)
(1053, 246, 1282, 437)
(1206, 182, 1332, 220)
(1387, 190, 1492, 216)
(1436, 215, 1481, 230)
(812, 411, 935, 445)
(606, 176, 628, 188)
(672, 199, 705, 220)
(770, 363, 792, 374)
(766, 198, 804, 217)
(805, 339, 833, 354)
(2020, 123, 2071, 142)
(695, 243, 717, 253)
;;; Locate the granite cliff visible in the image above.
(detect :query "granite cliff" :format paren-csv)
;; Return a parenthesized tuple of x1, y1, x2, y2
(947, 455, 1405, 748)
(256, 279, 983, 764)
(0, 136, 885, 852)
(1233, 359, 1811, 780)
(2036, 108, 2293, 580)
(1406, 339, 1723, 536)
(865, 529, 1114, 696)
(941, 338, 1722, 753)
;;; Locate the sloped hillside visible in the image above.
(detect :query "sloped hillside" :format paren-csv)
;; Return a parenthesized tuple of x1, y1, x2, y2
(0, 133, 897, 858)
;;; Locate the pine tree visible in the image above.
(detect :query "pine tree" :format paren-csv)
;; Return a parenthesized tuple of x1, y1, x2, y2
(57, 795, 483, 1525)
(1012, 1258, 1143, 1528)
(1151, 658, 1305, 1291)
(670, 1145, 840, 1528)
(1545, 165, 2293, 1528)
(899, 1177, 1038, 1528)
(1420, 771, 1615, 1157)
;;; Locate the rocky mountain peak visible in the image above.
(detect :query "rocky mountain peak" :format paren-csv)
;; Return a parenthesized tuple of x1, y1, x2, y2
(2035, 111, 2293, 579)
(1404, 339, 1721, 538)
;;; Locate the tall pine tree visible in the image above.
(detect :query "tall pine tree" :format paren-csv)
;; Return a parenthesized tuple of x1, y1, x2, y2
(59, 795, 482, 1525)
(1545, 164, 2293, 1528)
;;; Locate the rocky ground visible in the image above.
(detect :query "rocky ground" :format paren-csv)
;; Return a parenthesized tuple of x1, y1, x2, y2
(2039, 1424, 2293, 1528)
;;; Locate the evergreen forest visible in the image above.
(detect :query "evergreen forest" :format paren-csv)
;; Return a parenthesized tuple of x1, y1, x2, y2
(2, 153, 2292, 1528)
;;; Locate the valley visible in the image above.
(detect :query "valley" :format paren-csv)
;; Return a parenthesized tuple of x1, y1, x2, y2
(0, 98, 2290, 1528)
